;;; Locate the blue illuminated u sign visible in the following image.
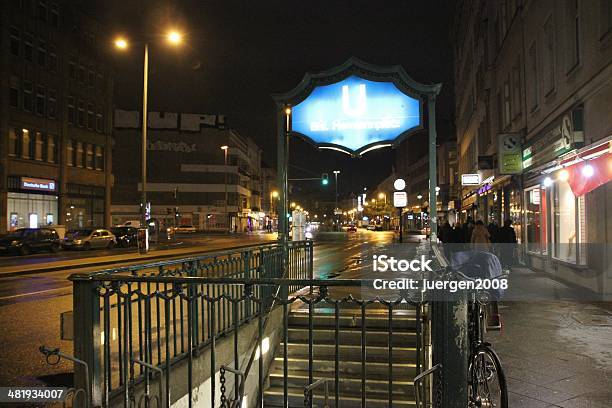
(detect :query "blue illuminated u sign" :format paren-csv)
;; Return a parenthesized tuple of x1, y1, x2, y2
(290, 76, 421, 155)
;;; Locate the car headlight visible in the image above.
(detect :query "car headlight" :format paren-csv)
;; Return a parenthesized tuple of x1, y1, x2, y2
(74, 239, 82, 244)
(10, 240, 20, 246)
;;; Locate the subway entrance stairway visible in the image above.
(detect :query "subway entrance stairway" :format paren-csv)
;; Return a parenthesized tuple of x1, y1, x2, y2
(263, 301, 424, 407)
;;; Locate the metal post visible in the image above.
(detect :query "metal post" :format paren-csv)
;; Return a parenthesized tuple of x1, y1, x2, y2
(224, 147, 229, 233)
(141, 43, 149, 228)
(428, 93, 438, 240)
(399, 208, 403, 243)
(431, 291, 469, 407)
(333, 170, 340, 231)
(73, 278, 102, 407)
(277, 107, 290, 244)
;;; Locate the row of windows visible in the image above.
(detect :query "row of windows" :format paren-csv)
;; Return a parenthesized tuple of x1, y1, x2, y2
(8, 128, 56, 163)
(11, 0, 60, 27)
(9, 76, 58, 119)
(9, 26, 106, 90)
(66, 140, 105, 171)
(10, 27, 59, 72)
(9, 77, 106, 132)
(67, 96, 105, 132)
(7, 128, 105, 171)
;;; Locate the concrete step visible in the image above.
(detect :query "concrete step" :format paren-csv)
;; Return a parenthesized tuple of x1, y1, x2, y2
(288, 327, 418, 347)
(288, 312, 419, 330)
(268, 368, 415, 396)
(263, 386, 416, 407)
(276, 342, 417, 363)
(272, 356, 417, 377)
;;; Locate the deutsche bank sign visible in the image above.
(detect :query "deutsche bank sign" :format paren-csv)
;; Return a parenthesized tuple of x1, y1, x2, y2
(292, 76, 421, 155)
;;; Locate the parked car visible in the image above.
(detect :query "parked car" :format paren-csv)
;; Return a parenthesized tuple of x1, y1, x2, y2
(347, 225, 357, 232)
(110, 226, 138, 248)
(0, 228, 61, 256)
(62, 228, 116, 250)
(174, 225, 197, 234)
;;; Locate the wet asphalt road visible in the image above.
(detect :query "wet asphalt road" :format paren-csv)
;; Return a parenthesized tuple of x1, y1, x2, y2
(0, 230, 419, 389)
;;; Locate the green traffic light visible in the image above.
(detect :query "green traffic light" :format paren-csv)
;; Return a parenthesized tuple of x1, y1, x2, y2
(322, 179, 329, 185)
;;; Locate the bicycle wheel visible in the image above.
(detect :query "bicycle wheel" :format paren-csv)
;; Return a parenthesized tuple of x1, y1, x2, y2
(468, 345, 508, 408)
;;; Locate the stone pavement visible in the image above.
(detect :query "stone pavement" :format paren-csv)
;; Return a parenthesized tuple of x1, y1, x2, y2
(487, 267, 612, 407)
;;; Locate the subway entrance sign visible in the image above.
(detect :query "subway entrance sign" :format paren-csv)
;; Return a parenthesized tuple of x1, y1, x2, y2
(291, 76, 421, 155)
(274, 57, 440, 157)
(273, 57, 442, 238)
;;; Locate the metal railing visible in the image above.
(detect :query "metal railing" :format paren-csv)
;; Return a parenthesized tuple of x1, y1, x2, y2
(68, 241, 313, 407)
(69, 278, 428, 406)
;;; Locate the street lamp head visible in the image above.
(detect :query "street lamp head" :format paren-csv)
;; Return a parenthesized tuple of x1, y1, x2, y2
(220, 145, 229, 151)
(378, 192, 385, 199)
(417, 194, 423, 200)
(333, 170, 340, 175)
(114, 37, 128, 50)
(284, 107, 291, 115)
(167, 30, 183, 45)
(290, 202, 296, 208)
(271, 190, 279, 198)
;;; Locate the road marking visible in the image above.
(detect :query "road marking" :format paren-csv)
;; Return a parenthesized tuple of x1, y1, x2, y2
(0, 286, 70, 300)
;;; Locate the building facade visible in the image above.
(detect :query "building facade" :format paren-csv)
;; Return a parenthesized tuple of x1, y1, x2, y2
(453, 0, 612, 297)
(1, 1, 113, 233)
(112, 110, 264, 232)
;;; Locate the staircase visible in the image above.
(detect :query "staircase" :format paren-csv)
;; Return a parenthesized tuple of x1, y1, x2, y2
(263, 306, 422, 407)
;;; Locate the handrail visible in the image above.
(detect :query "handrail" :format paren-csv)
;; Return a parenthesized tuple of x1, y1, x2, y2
(414, 363, 442, 408)
(303, 378, 331, 407)
(69, 275, 369, 285)
(78, 241, 281, 277)
(230, 241, 311, 406)
(40, 346, 91, 408)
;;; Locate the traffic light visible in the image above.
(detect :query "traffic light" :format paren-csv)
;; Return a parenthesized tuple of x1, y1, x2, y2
(321, 173, 329, 185)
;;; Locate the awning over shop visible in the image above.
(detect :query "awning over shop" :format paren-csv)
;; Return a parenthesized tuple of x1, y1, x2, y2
(566, 150, 612, 196)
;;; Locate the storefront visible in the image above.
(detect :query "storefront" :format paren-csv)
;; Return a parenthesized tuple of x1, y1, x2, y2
(65, 184, 105, 229)
(520, 107, 612, 295)
(6, 176, 59, 230)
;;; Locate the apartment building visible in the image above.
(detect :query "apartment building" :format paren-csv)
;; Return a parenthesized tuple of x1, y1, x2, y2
(453, 0, 612, 296)
(1, 1, 114, 233)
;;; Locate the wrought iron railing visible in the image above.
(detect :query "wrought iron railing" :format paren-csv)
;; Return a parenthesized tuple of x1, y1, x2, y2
(67, 241, 313, 407)
(68, 278, 428, 407)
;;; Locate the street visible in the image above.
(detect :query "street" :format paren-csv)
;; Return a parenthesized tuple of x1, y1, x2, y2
(0, 230, 413, 389)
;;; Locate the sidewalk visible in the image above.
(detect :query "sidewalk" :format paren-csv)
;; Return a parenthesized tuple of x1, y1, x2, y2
(488, 266, 612, 407)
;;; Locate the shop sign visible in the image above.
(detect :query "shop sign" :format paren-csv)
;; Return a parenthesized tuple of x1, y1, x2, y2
(498, 133, 522, 174)
(478, 155, 494, 170)
(393, 191, 407, 208)
(522, 109, 584, 170)
(477, 184, 492, 196)
(21, 177, 57, 192)
(461, 173, 481, 186)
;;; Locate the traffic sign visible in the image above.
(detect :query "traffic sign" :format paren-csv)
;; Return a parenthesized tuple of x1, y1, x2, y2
(393, 191, 407, 207)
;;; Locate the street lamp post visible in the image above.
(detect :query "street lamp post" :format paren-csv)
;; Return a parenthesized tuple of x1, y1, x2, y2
(141, 43, 149, 228)
(114, 30, 183, 230)
(221, 145, 229, 233)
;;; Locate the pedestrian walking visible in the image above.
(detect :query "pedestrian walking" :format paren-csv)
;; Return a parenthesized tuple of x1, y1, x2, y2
(498, 219, 517, 267)
(471, 220, 491, 251)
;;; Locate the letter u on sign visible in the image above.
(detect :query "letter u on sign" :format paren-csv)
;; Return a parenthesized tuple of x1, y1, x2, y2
(342, 84, 366, 117)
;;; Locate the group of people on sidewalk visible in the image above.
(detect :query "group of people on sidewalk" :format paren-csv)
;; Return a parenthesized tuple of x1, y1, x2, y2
(438, 216, 518, 267)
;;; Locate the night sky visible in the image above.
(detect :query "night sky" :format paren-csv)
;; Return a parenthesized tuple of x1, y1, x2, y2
(91, 0, 455, 200)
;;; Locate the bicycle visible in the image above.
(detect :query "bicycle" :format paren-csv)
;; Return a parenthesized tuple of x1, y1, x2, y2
(454, 261, 509, 408)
